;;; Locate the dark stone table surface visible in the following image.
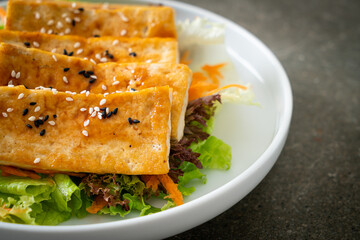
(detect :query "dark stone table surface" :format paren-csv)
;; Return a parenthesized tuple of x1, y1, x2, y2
(168, 0, 360, 239)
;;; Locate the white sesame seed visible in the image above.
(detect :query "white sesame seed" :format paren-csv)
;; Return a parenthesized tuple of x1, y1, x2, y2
(52, 89, 58, 95)
(34, 158, 41, 164)
(63, 76, 68, 84)
(28, 116, 36, 121)
(51, 48, 56, 53)
(7, 108, 14, 113)
(8, 85, 14, 88)
(56, 21, 63, 29)
(100, 99, 106, 106)
(113, 76, 116, 81)
(94, 107, 100, 112)
(15, 72, 21, 79)
(120, 29, 127, 36)
(89, 107, 94, 114)
(118, 12, 129, 22)
(98, 113, 102, 119)
(82, 130, 88, 136)
(66, 97, 73, 102)
(86, 91, 90, 97)
(130, 69, 135, 74)
(2, 112, 8, 117)
(39, 116, 44, 120)
(40, 27, 46, 33)
(34, 106, 41, 112)
(100, 57, 107, 63)
(90, 59, 97, 64)
(103, 93, 109, 97)
(116, 90, 122, 93)
(18, 93, 24, 99)
(64, 28, 71, 34)
(80, 108, 87, 112)
(95, 53, 101, 59)
(65, 91, 72, 94)
(106, 107, 110, 114)
(33, 41, 40, 47)
(73, 42, 81, 48)
(62, 13, 68, 18)
(145, 59, 152, 63)
(47, 29, 54, 34)
(84, 119, 89, 127)
(73, 9, 80, 14)
(48, 120, 56, 126)
(112, 81, 120, 86)
(90, 75, 97, 79)
(83, 57, 88, 60)
(47, 19, 54, 26)
(74, 17, 81, 22)
(11, 70, 16, 78)
(65, 17, 71, 23)
(72, 2, 77, 8)
(91, 111, 97, 117)
(8, 80, 13, 85)
(80, 90, 86, 94)
(112, 39, 119, 46)
(34, 12, 40, 19)
(76, 48, 83, 55)
(52, 55, 58, 62)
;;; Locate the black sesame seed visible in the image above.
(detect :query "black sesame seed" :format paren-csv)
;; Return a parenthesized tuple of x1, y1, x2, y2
(105, 50, 109, 55)
(83, 72, 90, 78)
(30, 102, 36, 105)
(34, 121, 39, 128)
(102, 111, 107, 119)
(100, 107, 106, 111)
(78, 7, 84, 12)
(107, 112, 112, 118)
(53, 114, 57, 118)
(40, 129, 45, 136)
(68, 51, 74, 56)
(129, 145, 131, 148)
(78, 70, 85, 75)
(72, 19, 76, 26)
(86, 71, 94, 75)
(22, 108, 29, 116)
(89, 78, 96, 84)
(24, 85, 29, 89)
(129, 52, 137, 57)
(128, 117, 133, 125)
(44, 115, 49, 122)
(64, 68, 70, 72)
(26, 124, 32, 129)
(113, 108, 118, 115)
(93, 34, 100, 38)
(130, 88, 136, 92)
(132, 119, 140, 124)
(24, 42, 30, 47)
(108, 54, 114, 59)
(63, 49, 68, 55)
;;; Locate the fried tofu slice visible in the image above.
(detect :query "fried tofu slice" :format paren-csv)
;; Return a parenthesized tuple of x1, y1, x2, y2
(0, 30, 179, 63)
(5, 0, 177, 38)
(0, 85, 172, 175)
(0, 43, 191, 140)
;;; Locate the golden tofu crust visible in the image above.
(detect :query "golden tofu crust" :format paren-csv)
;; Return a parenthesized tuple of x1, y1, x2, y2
(0, 85, 172, 175)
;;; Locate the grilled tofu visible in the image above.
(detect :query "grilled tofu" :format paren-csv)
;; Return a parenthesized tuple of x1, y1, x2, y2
(0, 85, 172, 175)
(0, 30, 179, 63)
(5, 0, 177, 38)
(0, 43, 191, 140)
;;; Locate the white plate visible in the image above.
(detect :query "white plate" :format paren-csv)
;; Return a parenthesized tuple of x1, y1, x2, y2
(0, 0, 292, 239)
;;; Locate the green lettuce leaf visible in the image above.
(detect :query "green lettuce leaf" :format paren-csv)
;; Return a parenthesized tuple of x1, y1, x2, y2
(190, 136, 232, 170)
(177, 162, 206, 196)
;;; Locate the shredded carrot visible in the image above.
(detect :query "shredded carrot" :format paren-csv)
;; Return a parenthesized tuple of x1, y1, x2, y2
(141, 175, 160, 192)
(0, 166, 41, 180)
(157, 174, 183, 206)
(203, 84, 248, 97)
(0, 7, 6, 23)
(201, 63, 226, 85)
(188, 81, 219, 101)
(192, 72, 208, 84)
(180, 50, 192, 65)
(86, 195, 107, 214)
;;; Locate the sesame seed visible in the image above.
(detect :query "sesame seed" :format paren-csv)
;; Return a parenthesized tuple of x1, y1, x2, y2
(74, 17, 81, 22)
(100, 99, 106, 106)
(112, 39, 119, 46)
(8, 85, 14, 88)
(98, 113, 103, 119)
(120, 29, 127, 36)
(80, 90, 86, 94)
(107, 112, 112, 118)
(82, 130, 88, 136)
(34, 158, 41, 164)
(56, 21, 63, 29)
(48, 121, 55, 126)
(129, 52, 137, 57)
(62, 13, 68, 18)
(90, 58, 97, 64)
(64, 28, 71, 34)
(78, 7, 84, 12)
(34, 12, 40, 19)
(26, 124, 32, 129)
(52, 89, 58, 95)
(73, 9, 80, 14)
(28, 116, 36, 121)
(7, 108, 13, 113)
(112, 81, 120, 86)
(76, 49, 83, 55)
(102, 111, 106, 119)
(15, 72, 21, 79)
(89, 107, 94, 114)
(91, 111, 96, 117)
(64, 68, 70, 72)
(72, 19, 76, 26)
(86, 91, 90, 97)
(72, 2, 77, 8)
(146, 59, 152, 63)
(66, 97, 73, 102)
(128, 117, 132, 124)
(68, 51, 73, 56)
(94, 107, 100, 112)
(93, 34, 100, 38)
(40, 129, 45, 136)
(103, 93, 109, 97)
(47, 29, 53, 34)
(24, 42, 30, 47)
(11, 70, 16, 78)
(23, 109, 28, 116)
(132, 119, 140, 124)
(130, 88, 136, 92)
(44, 115, 49, 121)
(131, 69, 135, 74)
(89, 78, 96, 84)
(84, 119, 89, 127)
(65, 17, 71, 23)
(51, 48, 56, 53)
(95, 53, 101, 59)
(34, 106, 41, 112)
(2, 112, 8, 117)
(74, 42, 81, 48)
(100, 57, 107, 63)
(113, 108, 118, 115)
(52, 55, 58, 62)
(63, 76, 69, 84)
(90, 75, 97, 79)
(53, 114, 57, 118)
(40, 27, 46, 33)
(18, 93, 24, 99)
(33, 41, 40, 47)
(80, 108, 87, 112)
(87, 71, 94, 75)
(118, 12, 129, 22)
(47, 19, 54, 26)
(38, 117, 43, 121)
(30, 102, 36, 105)
(8, 80, 13, 85)
(106, 107, 110, 114)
